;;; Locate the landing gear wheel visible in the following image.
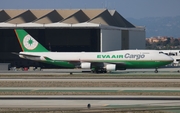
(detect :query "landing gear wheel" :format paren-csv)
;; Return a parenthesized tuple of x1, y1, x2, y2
(154, 68, 158, 73)
(103, 70, 107, 73)
(91, 70, 95, 73)
(101, 68, 107, 73)
(91, 68, 95, 73)
(91, 68, 107, 73)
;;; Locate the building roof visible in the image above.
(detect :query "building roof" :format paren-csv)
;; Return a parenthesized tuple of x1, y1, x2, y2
(0, 9, 135, 28)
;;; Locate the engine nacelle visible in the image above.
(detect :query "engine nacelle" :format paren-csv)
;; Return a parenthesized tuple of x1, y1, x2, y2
(81, 62, 91, 69)
(106, 64, 116, 71)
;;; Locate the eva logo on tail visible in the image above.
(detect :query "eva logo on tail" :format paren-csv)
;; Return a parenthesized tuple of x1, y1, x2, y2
(23, 34, 38, 50)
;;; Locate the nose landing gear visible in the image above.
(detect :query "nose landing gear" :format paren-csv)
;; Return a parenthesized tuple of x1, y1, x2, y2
(154, 68, 158, 73)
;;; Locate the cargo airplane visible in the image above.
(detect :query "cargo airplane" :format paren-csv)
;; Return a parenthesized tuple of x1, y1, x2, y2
(14, 29, 173, 73)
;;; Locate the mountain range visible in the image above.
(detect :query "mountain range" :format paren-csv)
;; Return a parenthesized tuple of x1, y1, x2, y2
(126, 16, 180, 38)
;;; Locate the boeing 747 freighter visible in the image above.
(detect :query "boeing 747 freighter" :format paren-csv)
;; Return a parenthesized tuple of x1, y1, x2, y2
(14, 29, 173, 73)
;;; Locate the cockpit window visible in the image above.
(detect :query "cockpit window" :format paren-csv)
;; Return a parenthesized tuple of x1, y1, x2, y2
(169, 52, 177, 56)
(159, 52, 168, 55)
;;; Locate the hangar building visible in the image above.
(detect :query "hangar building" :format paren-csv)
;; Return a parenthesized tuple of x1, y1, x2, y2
(0, 9, 145, 68)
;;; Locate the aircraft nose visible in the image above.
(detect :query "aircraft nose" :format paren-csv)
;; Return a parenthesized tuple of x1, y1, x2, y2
(167, 56, 174, 63)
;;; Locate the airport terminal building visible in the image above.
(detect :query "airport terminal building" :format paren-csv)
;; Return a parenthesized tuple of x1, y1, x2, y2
(0, 9, 145, 68)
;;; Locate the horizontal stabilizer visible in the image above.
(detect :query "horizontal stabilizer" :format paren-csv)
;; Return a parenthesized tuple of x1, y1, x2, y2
(16, 53, 46, 61)
(19, 53, 41, 58)
(11, 52, 19, 55)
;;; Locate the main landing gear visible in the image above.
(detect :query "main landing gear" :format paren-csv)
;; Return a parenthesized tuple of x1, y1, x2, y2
(154, 68, 158, 73)
(91, 68, 107, 73)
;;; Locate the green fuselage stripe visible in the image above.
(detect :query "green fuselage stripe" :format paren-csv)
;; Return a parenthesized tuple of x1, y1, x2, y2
(43, 60, 172, 69)
(44, 60, 75, 68)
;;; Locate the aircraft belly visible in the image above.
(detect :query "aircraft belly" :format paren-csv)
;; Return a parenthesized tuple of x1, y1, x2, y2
(124, 60, 172, 68)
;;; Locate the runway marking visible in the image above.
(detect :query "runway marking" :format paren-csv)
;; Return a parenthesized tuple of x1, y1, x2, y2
(1, 89, 180, 93)
(103, 104, 109, 106)
(1, 79, 180, 82)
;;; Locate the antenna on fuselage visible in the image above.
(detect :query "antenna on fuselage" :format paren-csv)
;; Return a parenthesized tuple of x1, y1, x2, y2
(48, 42, 51, 51)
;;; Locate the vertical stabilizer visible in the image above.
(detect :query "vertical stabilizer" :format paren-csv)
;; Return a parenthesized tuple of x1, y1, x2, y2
(14, 29, 49, 52)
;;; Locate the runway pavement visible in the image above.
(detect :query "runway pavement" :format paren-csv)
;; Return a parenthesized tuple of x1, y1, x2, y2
(1, 78, 180, 82)
(0, 87, 180, 91)
(0, 68, 180, 112)
(0, 67, 180, 74)
(0, 95, 180, 108)
(41, 68, 180, 72)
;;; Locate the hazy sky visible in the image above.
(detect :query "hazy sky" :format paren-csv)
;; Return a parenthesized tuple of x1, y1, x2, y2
(0, 0, 180, 19)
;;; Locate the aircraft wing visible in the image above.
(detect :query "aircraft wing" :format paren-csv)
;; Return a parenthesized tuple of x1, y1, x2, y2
(81, 61, 126, 70)
(12, 52, 127, 70)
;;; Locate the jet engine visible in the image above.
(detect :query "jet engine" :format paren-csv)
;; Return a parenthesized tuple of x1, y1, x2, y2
(106, 64, 116, 71)
(81, 62, 91, 69)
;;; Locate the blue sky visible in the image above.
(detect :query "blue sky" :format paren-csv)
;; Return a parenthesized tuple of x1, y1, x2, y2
(0, 0, 180, 19)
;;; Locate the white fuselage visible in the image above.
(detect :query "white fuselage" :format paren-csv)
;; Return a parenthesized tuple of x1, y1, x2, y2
(19, 50, 173, 62)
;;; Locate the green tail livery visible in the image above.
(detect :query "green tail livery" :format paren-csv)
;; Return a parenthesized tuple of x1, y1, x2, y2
(14, 29, 49, 52)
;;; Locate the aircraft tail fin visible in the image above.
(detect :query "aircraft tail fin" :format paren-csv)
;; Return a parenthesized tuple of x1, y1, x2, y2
(14, 29, 49, 52)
